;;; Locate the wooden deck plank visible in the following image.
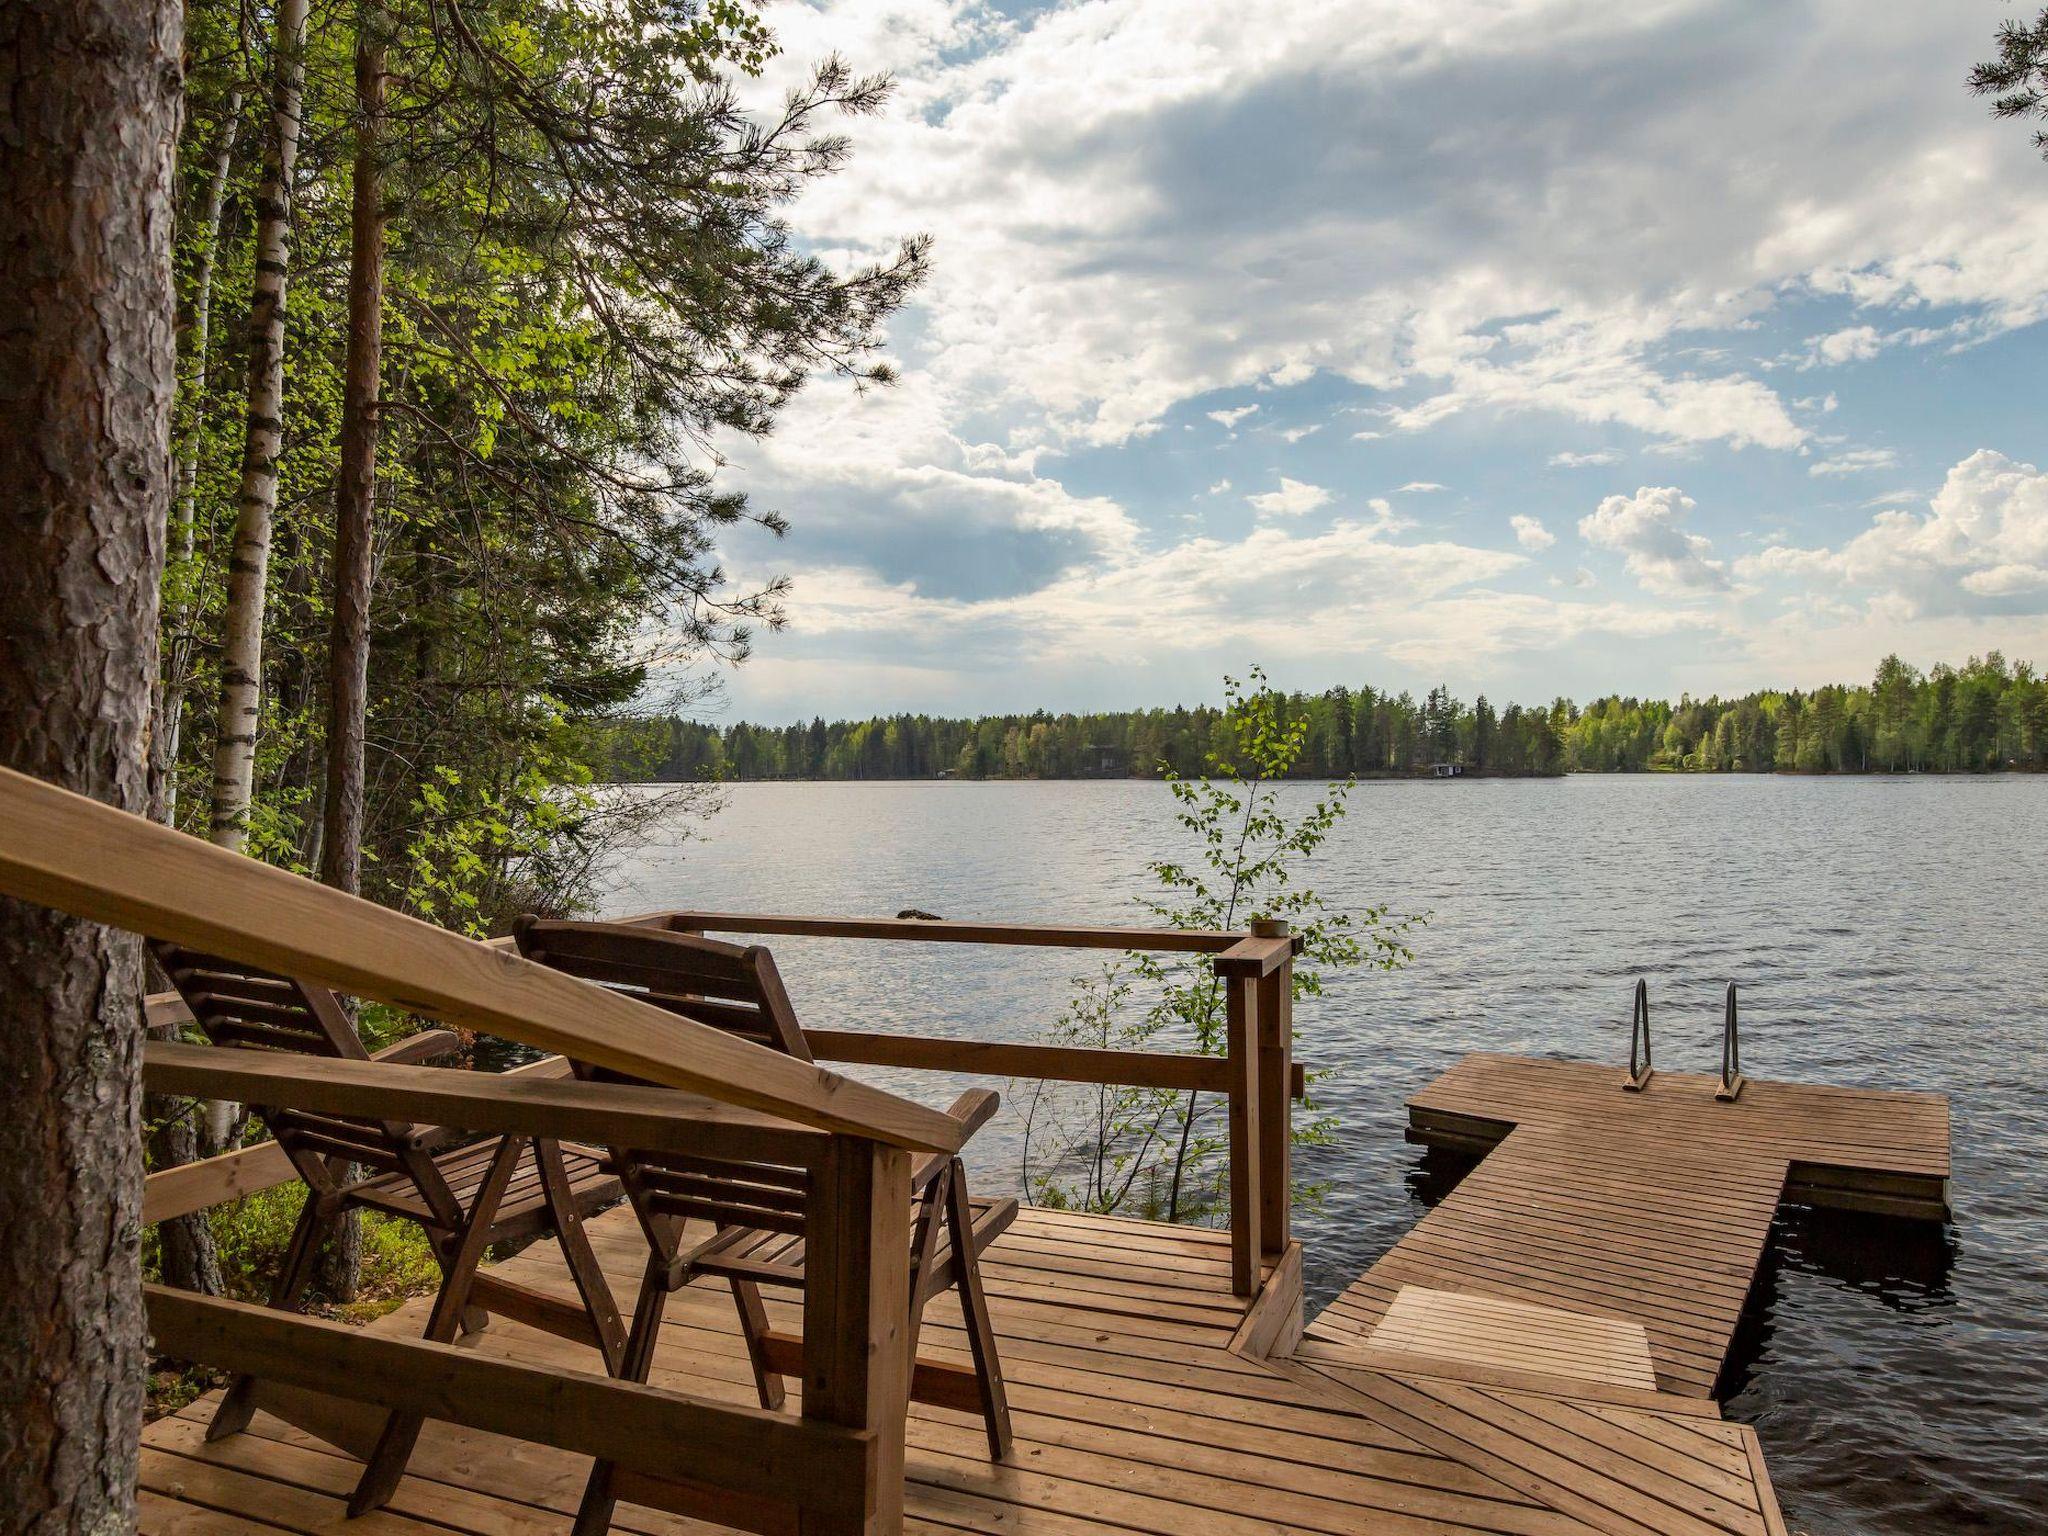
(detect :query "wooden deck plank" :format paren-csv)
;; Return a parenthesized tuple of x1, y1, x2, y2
(144, 1205, 1626, 1536)
(1314, 1054, 1950, 1402)
(140, 1053, 1852, 1536)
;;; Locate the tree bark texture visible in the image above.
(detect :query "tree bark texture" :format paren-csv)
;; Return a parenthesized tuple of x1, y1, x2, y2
(313, 15, 390, 1302)
(0, 0, 182, 1527)
(321, 11, 389, 906)
(209, 0, 309, 852)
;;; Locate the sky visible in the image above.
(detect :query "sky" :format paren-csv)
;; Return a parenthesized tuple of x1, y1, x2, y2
(684, 0, 2048, 721)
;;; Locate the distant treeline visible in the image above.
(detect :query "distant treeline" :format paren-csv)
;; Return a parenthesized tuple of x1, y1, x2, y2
(589, 653, 2048, 782)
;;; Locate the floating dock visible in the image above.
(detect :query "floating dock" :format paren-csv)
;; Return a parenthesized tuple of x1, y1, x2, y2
(139, 1054, 1951, 1536)
(1306, 1054, 1950, 1398)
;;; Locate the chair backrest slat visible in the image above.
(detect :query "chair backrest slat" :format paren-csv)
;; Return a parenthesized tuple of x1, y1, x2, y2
(513, 918, 816, 1250)
(646, 1194, 809, 1236)
(513, 919, 812, 1063)
(149, 939, 439, 1186)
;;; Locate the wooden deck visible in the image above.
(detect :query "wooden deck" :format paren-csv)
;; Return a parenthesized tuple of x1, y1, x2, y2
(141, 1204, 1788, 1536)
(137, 1052, 1953, 1536)
(1303, 1053, 1951, 1399)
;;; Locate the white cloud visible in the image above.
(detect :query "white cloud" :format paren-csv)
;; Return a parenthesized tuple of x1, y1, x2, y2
(1247, 477, 1333, 517)
(1578, 485, 1729, 595)
(1278, 424, 1322, 443)
(1801, 325, 1886, 369)
(1744, 450, 2048, 616)
(1206, 478, 1232, 495)
(1397, 481, 1448, 493)
(692, 3, 2048, 714)
(1809, 447, 1900, 478)
(1511, 515, 1557, 551)
(743, 2, 2048, 468)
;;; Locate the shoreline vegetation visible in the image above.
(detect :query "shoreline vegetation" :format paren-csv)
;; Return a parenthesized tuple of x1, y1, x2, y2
(592, 652, 2047, 782)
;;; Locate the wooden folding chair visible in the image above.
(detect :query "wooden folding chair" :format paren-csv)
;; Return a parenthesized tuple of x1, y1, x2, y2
(150, 940, 629, 1516)
(512, 917, 1016, 1536)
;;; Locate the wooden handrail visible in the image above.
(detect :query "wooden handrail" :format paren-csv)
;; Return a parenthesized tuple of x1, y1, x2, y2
(144, 1285, 875, 1523)
(142, 1041, 829, 1168)
(805, 1028, 1309, 1099)
(144, 996, 1312, 1100)
(0, 767, 960, 1153)
(143, 1141, 295, 1223)
(638, 909, 1301, 971)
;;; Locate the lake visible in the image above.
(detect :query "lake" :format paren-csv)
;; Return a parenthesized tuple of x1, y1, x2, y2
(597, 775, 2047, 1536)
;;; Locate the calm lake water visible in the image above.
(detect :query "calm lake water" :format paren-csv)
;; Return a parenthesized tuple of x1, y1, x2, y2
(597, 776, 2047, 1536)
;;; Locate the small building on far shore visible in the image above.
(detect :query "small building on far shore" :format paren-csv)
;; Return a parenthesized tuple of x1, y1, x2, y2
(1431, 762, 1464, 778)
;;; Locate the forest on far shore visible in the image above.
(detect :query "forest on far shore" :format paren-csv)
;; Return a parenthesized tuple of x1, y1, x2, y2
(592, 652, 2048, 782)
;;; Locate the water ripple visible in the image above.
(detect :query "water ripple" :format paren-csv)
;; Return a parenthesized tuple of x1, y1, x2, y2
(601, 775, 2048, 1536)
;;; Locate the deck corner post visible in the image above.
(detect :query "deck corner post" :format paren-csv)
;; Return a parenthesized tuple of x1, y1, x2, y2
(1255, 954, 1293, 1261)
(1224, 975, 1261, 1296)
(803, 1133, 912, 1536)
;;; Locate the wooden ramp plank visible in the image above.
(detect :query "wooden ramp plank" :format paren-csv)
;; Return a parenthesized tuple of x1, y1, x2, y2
(1369, 1286, 1658, 1392)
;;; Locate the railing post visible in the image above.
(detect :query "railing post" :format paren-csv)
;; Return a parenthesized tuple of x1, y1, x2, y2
(1255, 946, 1293, 1261)
(1224, 974, 1261, 1297)
(803, 1134, 911, 1536)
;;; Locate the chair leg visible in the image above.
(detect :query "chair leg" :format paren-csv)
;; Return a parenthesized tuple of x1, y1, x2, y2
(536, 1138, 626, 1374)
(348, 1137, 523, 1517)
(209, 1190, 330, 1442)
(428, 1228, 489, 1338)
(576, 1250, 673, 1536)
(904, 1165, 951, 1364)
(945, 1164, 1012, 1461)
(728, 1278, 786, 1410)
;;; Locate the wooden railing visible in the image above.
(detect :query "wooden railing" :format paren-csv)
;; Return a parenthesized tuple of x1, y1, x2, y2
(0, 765, 1304, 1535)
(623, 909, 1302, 1294)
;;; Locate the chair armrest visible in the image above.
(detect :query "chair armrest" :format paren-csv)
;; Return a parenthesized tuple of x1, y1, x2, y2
(945, 1087, 1001, 1141)
(913, 1088, 1001, 1193)
(371, 1029, 462, 1067)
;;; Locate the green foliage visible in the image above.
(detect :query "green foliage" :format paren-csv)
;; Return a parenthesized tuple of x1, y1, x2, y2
(137, 1179, 438, 1316)
(1565, 654, 2047, 774)
(593, 652, 2048, 783)
(1022, 669, 1418, 1223)
(587, 678, 1567, 782)
(161, 0, 922, 919)
(1972, 8, 2048, 157)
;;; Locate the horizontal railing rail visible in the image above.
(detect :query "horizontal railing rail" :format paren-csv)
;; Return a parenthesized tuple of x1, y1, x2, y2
(146, 899, 1307, 1297)
(0, 764, 1305, 1532)
(0, 766, 959, 1154)
(628, 907, 1300, 1296)
(143, 1041, 830, 1166)
(144, 1283, 877, 1527)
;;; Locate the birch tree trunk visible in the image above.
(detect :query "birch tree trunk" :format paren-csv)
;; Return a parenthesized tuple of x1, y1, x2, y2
(208, 0, 309, 854)
(152, 85, 244, 830)
(0, 0, 181, 1525)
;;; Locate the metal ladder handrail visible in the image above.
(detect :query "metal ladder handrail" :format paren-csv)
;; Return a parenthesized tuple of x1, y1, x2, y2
(1622, 977, 1653, 1091)
(1716, 981, 1746, 1102)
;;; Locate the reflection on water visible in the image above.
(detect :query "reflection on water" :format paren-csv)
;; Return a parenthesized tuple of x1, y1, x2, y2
(592, 775, 2048, 1535)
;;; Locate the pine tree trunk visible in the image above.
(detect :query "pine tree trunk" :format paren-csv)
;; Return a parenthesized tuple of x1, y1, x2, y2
(153, 84, 245, 829)
(321, 9, 388, 905)
(0, 0, 181, 1524)
(313, 7, 390, 1305)
(146, 1097, 224, 1296)
(209, 0, 309, 854)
